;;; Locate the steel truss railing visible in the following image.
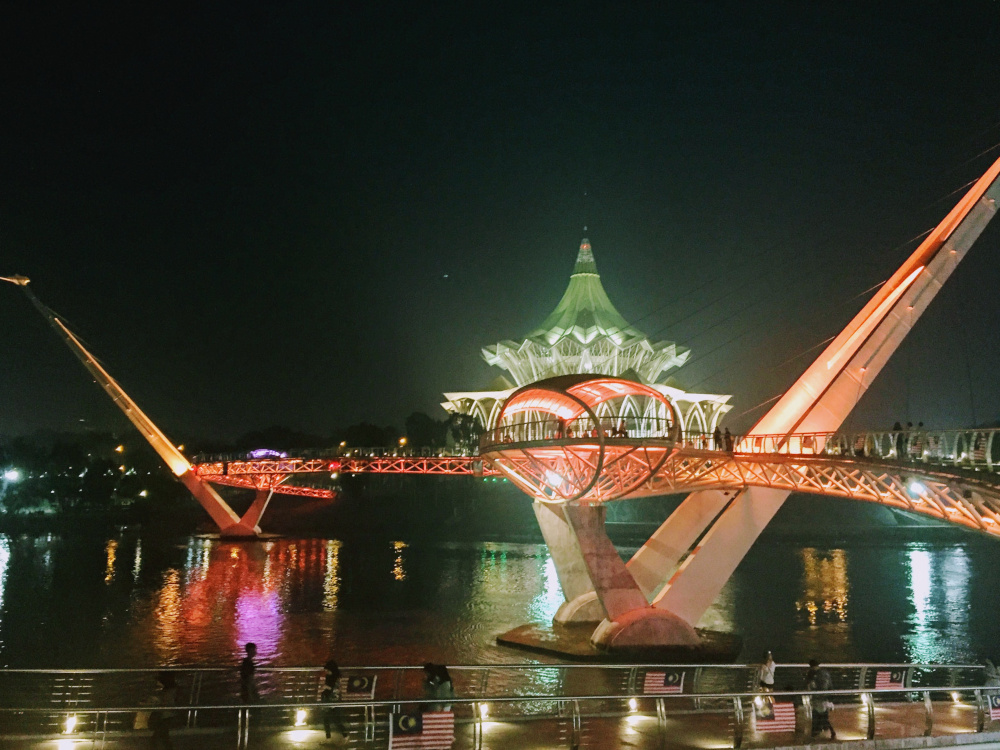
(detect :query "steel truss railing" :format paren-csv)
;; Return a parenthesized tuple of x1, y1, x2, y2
(482, 416, 676, 446)
(192, 456, 501, 499)
(646, 452, 1000, 533)
(729, 429, 1000, 473)
(2, 663, 996, 749)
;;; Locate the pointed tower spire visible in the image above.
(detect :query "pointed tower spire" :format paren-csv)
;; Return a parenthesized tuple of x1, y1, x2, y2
(573, 237, 598, 275)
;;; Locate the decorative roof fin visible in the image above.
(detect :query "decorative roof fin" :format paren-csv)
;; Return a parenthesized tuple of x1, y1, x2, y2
(573, 237, 598, 275)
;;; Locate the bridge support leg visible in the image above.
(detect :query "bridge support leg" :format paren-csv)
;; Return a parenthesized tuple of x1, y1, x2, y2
(237, 489, 274, 536)
(627, 489, 736, 598)
(533, 501, 605, 623)
(177, 471, 269, 538)
(561, 503, 700, 648)
(653, 486, 790, 627)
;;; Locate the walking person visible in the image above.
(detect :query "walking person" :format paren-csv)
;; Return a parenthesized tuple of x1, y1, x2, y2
(758, 651, 776, 692)
(713, 426, 723, 450)
(984, 659, 1000, 687)
(149, 671, 177, 750)
(237, 643, 259, 749)
(806, 659, 836, 739)
(724, 427, 734, 452)
(320, 660, 348, 742)
(239, 642, 259, 703)
(423, 663, 455, 711)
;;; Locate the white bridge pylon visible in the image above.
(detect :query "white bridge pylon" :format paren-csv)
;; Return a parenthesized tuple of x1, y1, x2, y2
(481, 153, 1000, 650)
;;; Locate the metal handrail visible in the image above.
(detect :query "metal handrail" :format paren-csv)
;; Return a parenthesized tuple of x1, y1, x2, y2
(5, 683, 999, 750)
(481, 416, 677, 448)
(3, 684, 997, 712)
(0, 661, 988, 672)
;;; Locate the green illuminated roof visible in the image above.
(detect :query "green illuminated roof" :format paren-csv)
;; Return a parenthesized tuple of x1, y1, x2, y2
(482, 238, 690, 386)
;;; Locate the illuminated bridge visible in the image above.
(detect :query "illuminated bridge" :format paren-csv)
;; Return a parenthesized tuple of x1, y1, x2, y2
(189, 416, 1000, 536)
(5, 143, 1000, 652)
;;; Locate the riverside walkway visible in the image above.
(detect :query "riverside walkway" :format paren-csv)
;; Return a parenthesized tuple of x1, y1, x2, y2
(2, 663, 999, 749)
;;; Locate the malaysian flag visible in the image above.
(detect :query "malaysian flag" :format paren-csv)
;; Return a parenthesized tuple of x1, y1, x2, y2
(755, 701, 796, 733)
(989, 694, 1000, 721)
(874, 670, 905, 690)
(339, 674, 376, 700)
(389, 711, 455, 750)
(642, 671, 684, 694)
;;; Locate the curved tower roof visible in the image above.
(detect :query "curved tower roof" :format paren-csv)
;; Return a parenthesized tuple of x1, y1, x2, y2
(482, 238, 690, 386)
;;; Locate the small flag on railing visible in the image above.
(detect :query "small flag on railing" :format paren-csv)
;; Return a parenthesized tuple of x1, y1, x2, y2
(339, 674, 377, 700)
(755, 701, 796, 732)
(874, 670, 905, 690)
(389, 710, 455, 749)
(643, 670, 684, 694)
(989, 694, 1000, 721)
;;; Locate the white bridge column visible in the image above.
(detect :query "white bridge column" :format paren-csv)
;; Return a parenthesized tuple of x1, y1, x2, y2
(560, 502, 701, 648)
(626, 489, 735, 598)
(532, 500, 605, 623)
(652, 486, 788, 626)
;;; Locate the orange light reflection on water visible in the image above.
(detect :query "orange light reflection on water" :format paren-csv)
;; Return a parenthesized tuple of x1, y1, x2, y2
(795, 548, 849, 625)
(149, 538, 342, 665)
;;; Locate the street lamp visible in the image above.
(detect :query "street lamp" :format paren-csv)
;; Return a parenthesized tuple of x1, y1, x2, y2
(2, 469, 19, 482)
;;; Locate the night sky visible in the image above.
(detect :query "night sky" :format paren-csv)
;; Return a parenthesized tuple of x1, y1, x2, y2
(3, 2, 1000, 441)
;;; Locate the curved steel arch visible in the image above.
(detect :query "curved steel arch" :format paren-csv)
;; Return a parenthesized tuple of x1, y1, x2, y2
(482, 375, 681, 503)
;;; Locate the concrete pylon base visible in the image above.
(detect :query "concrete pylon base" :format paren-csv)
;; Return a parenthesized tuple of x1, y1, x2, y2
(591, 607, 701, 649)
(554, 591, 605, 624)
(219, 523, 263, 538)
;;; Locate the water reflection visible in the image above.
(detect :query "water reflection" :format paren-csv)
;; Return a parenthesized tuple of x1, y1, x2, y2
(323, 540, 341, 611)
(104, 539, 118, 584)
(796, 548, 849, 625)
(528, 555, 563, 623)
(392, 541, 407, 581)
(0, 532, 997, 668)
(904, 545, 971, 663)
(132, 538, 142, 582)
(0, 536, 9, 611)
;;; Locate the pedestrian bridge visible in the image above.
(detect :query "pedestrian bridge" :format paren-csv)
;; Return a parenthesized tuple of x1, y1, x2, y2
(477, 376, 1000, 538)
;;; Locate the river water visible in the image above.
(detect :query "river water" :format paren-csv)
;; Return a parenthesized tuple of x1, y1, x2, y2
(0, 529, 997, 669)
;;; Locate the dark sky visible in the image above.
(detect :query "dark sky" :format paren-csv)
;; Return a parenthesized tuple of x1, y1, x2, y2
(3, 1, 1000, 441)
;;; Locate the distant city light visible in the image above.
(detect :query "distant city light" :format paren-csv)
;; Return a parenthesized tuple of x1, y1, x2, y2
(399, 437, 407, 446)
(139, 490, 148, 498)
(3, 469, 20, 482)
(115, 444, 124, 453)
